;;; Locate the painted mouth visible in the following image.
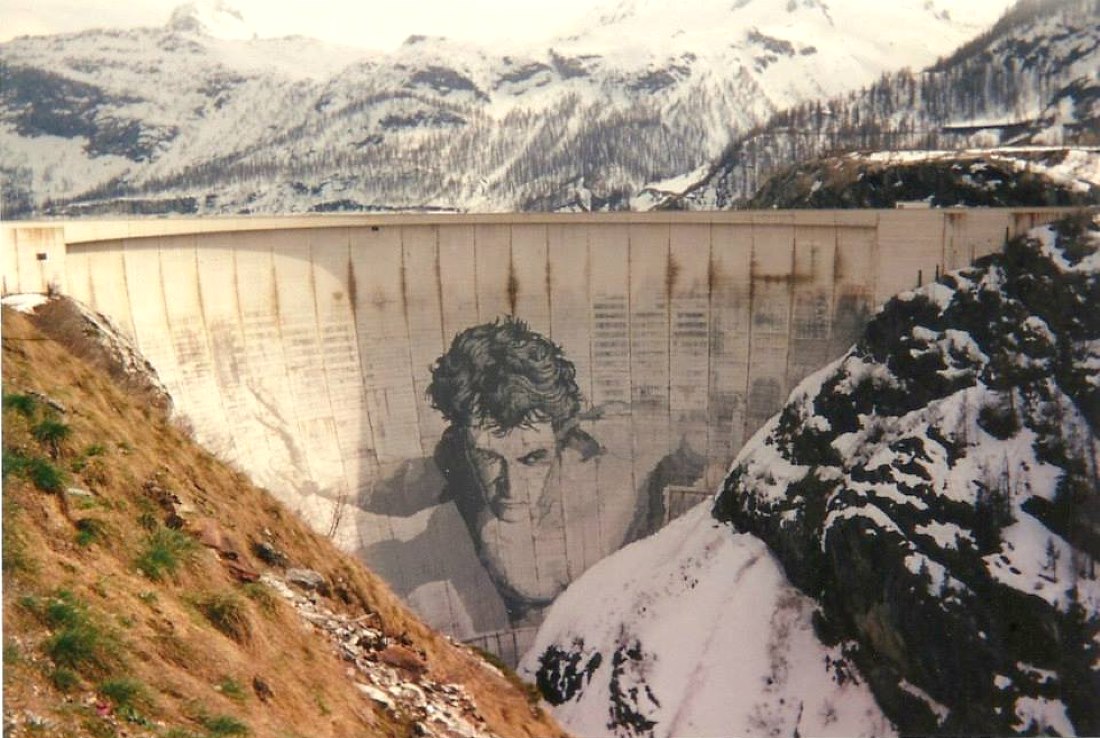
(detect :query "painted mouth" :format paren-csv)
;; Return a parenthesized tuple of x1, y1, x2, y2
(490, 497, 527, 521)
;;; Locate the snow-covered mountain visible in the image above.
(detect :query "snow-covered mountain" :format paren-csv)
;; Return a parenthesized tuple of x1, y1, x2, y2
(0, 0, 1012, 215)
(524, 214, 1100, 736)
(672, 0, 1100, 209)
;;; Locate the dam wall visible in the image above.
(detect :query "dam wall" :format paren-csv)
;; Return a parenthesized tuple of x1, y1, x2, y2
(0, 208, 1075, 658)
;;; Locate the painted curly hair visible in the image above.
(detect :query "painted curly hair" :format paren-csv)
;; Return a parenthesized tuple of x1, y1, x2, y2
(428, 317, 581, 433)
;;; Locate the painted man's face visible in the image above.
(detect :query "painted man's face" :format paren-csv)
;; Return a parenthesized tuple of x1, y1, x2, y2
(473, 423, 557, 522)
(436, 413, 605, 620)
(427, 317, 604, 619)
(464, 421, 567, 611)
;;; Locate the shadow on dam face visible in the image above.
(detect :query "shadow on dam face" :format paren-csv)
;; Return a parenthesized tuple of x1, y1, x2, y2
(0, 209, 1079, 662)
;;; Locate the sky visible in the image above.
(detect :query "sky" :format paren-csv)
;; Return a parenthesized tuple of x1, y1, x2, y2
(0, 0, 600, 51)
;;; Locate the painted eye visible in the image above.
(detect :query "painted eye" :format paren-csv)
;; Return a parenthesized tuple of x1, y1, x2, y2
(517, 448, 550, 466)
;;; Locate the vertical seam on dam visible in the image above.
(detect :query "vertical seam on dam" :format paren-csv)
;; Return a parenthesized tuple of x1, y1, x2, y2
(704, 222, 715, 485)
(743, 224, 757, 447)
(345, 228, 383, 483)
(434, 227, 446, 350)
(665, 223, 673, 457)
(309, 232, 353, 510)
(783, 228, 799, 399)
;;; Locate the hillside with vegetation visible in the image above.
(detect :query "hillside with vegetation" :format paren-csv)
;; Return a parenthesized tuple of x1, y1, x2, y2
(1, 298, 564, 738)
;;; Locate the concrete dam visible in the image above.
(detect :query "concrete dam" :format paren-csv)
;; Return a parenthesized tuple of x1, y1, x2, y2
(1, 208, 1072, 664)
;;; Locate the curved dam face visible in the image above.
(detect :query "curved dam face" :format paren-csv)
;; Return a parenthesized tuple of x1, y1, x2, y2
(1, 209, 1071, 660)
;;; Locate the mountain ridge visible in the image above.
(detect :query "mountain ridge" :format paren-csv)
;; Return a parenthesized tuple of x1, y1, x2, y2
(672, 0, 1100, 210)
(0, 0, 1012, 216)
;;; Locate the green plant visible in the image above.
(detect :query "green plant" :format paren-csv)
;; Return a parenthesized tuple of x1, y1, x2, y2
(197, 593, 251, 643)
(27, 590, 119, 676)
(138, 591, 159, 606)
(27, 455, 65, 493)
(75, 517, 108, 547)
(84, 443, 106, 457)
(216, 677, 247, 702)
(4, 639, 23, 667)
(3, 447, 29, 479)
(99, 677, 151, 717)
(4, 392, 38, 417)
(51, 667, 80, 692)
(3, 448, 63, 492)
(241, 582, 276, 614)
(47, 621, 106, 672)
(32, 417, 71, 457)
(200, 714, 249, 736)
(136, 528, 198, 581)
(42, 590, 87, 629)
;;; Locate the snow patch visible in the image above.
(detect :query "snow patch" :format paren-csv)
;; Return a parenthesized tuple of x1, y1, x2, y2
(1014, 696, 1074, 736)
(1, 293, 50, 314)
(898, 679, 949, 724)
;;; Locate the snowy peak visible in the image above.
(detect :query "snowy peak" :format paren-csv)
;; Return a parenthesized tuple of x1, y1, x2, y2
(166, 1, 253, 41)
(552, 0, 1013, 107)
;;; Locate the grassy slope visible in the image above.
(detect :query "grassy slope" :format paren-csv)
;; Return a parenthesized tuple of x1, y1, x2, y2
(2, 304, 564, 738)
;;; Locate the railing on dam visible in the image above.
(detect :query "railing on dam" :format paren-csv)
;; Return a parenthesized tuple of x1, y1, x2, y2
(1, 208, 1086, 665)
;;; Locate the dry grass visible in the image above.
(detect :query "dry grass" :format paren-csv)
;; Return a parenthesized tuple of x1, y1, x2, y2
(2, 305, 566, 738)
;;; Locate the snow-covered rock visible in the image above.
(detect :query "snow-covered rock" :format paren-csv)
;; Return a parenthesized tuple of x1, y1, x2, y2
(742, 147, 1100, 209)
(519, 504, 891, 738)
(716, 215, 1100, 734)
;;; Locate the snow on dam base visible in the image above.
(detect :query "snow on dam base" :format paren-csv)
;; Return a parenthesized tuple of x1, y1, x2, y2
(0, 209, 1075, 663)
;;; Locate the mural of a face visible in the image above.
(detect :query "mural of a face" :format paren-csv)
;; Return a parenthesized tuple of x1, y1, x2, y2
(475, 422, 557, 523)
(428, 317, 598, 621)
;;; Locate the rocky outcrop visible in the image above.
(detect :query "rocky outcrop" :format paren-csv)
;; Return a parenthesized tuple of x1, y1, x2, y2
(747, 150, 1100, 209)
(260, 573, 495, 738)
(715, 214, 1100, 735)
